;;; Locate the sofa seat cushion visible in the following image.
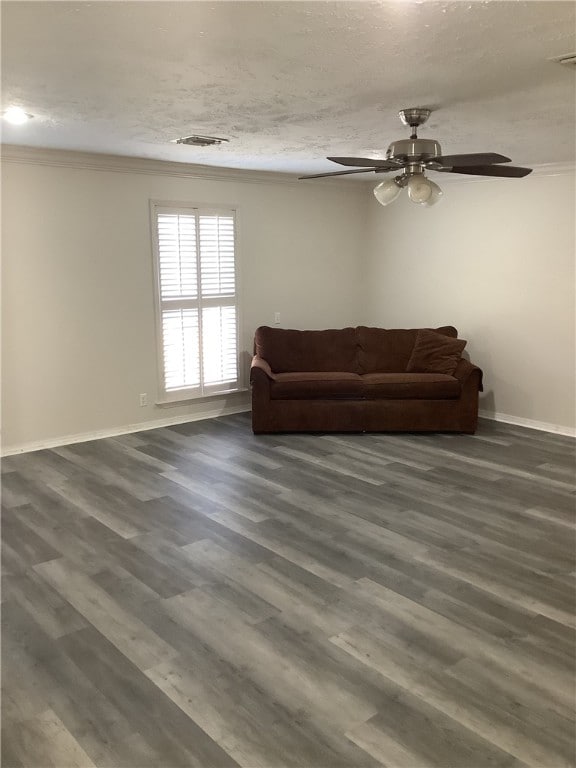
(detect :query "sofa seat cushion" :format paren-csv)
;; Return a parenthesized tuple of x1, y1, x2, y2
(270, 372, 363, 400)
(361, 373, 461, 399)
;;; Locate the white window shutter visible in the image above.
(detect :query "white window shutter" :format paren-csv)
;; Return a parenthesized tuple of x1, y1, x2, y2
(153, 206, 239, 399)
(157, 214, 198, 299)
(202, 305, 238, 388)
(199, 215, 236, 297)
(162, 308, 201, 391)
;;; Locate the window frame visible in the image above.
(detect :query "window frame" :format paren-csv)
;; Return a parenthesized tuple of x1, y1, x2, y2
(150, 200, 244, 405)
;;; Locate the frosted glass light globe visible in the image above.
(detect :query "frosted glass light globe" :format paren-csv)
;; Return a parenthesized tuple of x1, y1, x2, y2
(421, 179, 443, 207)
(373, 179, 402, 206)
(407, 174, 433, 204)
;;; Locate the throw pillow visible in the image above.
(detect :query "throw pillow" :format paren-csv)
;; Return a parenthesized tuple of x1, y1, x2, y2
(407, 329, 467, 375)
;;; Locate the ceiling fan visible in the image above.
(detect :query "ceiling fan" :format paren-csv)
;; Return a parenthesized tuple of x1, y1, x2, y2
(299, 108, 533, 207)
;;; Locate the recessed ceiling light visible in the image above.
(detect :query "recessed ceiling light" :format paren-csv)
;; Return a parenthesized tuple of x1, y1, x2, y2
(3, 106, 33, 125)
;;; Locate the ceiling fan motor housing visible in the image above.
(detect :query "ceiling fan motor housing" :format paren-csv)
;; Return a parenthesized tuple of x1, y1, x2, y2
(386, 138, 442, 163)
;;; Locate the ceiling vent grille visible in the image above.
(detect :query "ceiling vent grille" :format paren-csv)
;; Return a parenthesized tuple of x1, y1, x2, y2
(173, 135, 229, 146)
(549, 53, 576, 67)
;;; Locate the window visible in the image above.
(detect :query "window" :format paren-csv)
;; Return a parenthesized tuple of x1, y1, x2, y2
(151, 203, 240, 401)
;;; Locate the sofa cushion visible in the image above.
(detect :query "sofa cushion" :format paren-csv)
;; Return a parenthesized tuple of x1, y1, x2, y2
(270, 372, 363, 400)
(255, 326, 359, 373)
(407, 329, 467, 375)
(361, 373, 461, 399)
(357, 326, 458, 373)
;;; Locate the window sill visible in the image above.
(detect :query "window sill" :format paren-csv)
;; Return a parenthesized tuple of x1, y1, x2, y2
(155, 387, 250, 408)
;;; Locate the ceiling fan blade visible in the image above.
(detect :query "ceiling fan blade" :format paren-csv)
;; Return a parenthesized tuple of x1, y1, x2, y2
(442, 164, 533, 178)
(327, 156, 397, 168)
(299, 168, 378, 179)
(430, 152, 511, 167)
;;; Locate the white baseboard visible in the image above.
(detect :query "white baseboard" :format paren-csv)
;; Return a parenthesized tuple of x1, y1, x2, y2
(479, 410, 576, 438)
(3, 405, 572, 456)
(1, 405, 252, 457)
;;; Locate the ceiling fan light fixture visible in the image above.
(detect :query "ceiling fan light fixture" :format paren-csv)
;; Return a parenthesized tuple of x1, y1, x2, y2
(301, 107, 532, 194)
(373, 178, 403, 206)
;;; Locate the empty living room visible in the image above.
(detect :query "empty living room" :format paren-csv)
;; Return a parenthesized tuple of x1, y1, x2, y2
(1, 1, 575, 767)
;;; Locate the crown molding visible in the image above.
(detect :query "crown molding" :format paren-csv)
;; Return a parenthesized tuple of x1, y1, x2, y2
(2, 144, 572, 189)
(0, 144, 363, 190)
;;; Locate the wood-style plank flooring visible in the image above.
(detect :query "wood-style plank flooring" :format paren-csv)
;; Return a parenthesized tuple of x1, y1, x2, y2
(2, 413, 575, 768)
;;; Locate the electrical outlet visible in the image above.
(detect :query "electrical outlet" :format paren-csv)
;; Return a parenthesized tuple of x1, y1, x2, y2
(274, 312, 281, 325)
(139, 393, 148, 407)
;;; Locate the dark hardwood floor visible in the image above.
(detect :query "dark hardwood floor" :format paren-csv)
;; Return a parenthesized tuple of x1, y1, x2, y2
(2, 413, 575, 768)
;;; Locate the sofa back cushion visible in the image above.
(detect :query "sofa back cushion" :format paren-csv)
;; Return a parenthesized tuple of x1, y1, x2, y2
(357, 326, 458, 373)
(255, 326, 359, 373)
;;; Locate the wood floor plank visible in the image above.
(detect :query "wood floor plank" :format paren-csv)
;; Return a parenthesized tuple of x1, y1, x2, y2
(147, 656, 379, 768)
(2, 708, 97, 768)
(163, 588, 380, 731)
(348, 577, 574, 708)
(347, 695, 525, 768)
(330, 623, 573, 766)
(2, 568, 88, 639)
(60, 625, 240, 768)
(34, 559, 178, 670)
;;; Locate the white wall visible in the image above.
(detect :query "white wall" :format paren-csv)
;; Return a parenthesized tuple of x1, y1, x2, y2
(3, 152, 574, 451)
(1, 152, 367, 451)
(363, 170, 576, 433)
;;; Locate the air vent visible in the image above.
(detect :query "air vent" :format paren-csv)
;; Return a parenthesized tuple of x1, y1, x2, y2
(549, 53, 576, 67)
(173, 135, 229, 146)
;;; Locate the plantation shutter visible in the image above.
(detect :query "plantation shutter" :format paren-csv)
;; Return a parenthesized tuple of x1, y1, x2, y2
(153, 205, 239, 399)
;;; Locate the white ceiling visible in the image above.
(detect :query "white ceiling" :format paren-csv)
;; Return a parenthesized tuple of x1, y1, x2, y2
(2, 1, 575, 176)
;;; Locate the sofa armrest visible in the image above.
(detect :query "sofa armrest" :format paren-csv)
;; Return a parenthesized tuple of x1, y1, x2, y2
(453, 358, 484, 392)
(250, 355, 276, 384)
(250, 357, 273, 430)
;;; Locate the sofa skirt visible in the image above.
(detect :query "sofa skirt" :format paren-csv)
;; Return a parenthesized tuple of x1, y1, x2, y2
(251, 395, 479, 434)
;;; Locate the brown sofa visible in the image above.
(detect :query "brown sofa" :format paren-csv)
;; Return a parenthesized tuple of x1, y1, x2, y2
(250, 325, 483, 434)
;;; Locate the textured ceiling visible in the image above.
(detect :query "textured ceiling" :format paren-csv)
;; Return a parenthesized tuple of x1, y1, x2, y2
(1, 1, 575, 175)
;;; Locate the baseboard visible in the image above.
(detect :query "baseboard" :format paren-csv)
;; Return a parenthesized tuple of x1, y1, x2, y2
(479, 410, 576, 438)
(1, 405, 252, 456)
(3, 405, 571, 455)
